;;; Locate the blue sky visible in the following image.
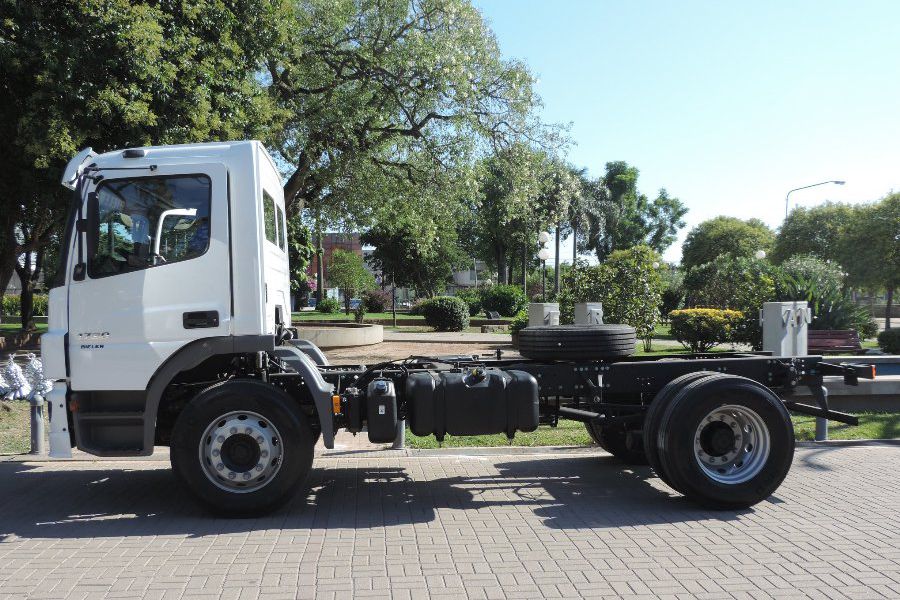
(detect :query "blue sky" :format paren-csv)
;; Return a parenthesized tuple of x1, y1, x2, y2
(475, 0, 900, 263)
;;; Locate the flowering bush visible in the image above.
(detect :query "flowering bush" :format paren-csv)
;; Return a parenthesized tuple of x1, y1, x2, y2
(362, 289, 391, 313)
(669, 308, 743, 352)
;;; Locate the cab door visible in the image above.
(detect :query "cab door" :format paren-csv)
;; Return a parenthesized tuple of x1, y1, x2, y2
(67, 163, 231, 392)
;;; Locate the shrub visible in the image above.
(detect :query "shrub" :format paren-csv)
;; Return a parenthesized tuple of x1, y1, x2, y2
(408, 298, 430, 315)
(480, 284, 527, 317)
(362, 289, 391, 313)
(1, 294, 49, 316)
(420, 296, 470, 331)
(509, 309, 528, 335)
(669, 308, 743, 353)
(455, 289, 483, 317)
(774, 255, 877, 338)
(684, 256, 776, 350)
(316, 297, 341, 314)
(559, 246, 664, 350)
(353, 304, 366, 324)
(877, 328, 900, 354)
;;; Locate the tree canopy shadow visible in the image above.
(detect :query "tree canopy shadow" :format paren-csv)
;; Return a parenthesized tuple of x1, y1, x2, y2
(0, 454, 754, 541)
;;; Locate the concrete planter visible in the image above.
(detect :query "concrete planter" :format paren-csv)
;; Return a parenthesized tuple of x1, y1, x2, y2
(293, 323, 383, 349)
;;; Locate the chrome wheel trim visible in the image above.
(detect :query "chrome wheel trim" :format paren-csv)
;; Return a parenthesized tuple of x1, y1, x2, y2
(198, 410, 283, 493)
(693, 404, 770, 485)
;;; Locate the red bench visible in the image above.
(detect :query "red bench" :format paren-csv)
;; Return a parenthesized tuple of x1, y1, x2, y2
(807, 329, 865, 354)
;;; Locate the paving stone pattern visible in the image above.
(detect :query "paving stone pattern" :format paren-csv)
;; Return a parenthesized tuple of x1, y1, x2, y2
(1, 446, 899, 599)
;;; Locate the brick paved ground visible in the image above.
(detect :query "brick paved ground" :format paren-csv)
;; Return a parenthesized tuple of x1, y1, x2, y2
(2, 445, 900, 599)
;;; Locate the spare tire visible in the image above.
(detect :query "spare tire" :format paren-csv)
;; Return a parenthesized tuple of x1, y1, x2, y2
(518, 324, 636, 360)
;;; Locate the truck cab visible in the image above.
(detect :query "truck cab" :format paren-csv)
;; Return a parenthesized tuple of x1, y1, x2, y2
(44, 142, 292, 457)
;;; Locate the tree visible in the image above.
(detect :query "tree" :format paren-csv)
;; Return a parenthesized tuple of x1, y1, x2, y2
(268, 0, 550, 219)
(581, 162, 687, 261)
(771, 202, 855, 264)
(559, 246, 665, 351)
(286, 215, 316, 310)
(840, 194, 900, 328)
(362, 219, 465, 297)
(0, 0, 281, 328)
(683, 256, 777, 349)
(327, 249, 375, 314)
(680, 216, 774, 270)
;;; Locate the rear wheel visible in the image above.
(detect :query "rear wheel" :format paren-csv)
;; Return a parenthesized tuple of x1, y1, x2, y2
(643, 371, 721, 491)
(656, 375, 794, 509)
(171, 379, 315, 516)
(586, 421, 648, 465)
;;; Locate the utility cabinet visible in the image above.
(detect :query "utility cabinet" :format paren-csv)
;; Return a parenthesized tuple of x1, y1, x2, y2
(574, 302, 604, 325)
(528, 303, 560, 327)
(760, 301, 811, 357)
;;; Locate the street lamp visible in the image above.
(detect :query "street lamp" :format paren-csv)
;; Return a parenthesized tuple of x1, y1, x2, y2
(785, 180, 845, 218)
(755, 250, 767, 260)
(538, 247, 551, 301)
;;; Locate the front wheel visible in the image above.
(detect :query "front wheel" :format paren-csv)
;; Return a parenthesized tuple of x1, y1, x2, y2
(170, 379, 315, 516)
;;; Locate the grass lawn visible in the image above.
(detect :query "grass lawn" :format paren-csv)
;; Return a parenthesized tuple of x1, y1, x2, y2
(0, 401, 47, 454)
(293, 311, 424, 322)
(0, 323, 47, 333)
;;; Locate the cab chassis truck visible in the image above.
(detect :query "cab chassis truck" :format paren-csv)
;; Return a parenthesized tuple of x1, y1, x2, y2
(41, 142, 873, 516)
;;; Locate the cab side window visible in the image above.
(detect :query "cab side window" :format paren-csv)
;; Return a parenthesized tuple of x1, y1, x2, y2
(89, 175, 211, 278)
(264, 190, 286, 253)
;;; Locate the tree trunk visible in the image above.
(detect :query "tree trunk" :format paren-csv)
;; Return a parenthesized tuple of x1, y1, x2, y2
(343, 289, 351, 315)
(572, 221, 578, 266)
(315, 218, 324, 303)
(14, 254, 36, 332)
(521, 244, 527, 297)
(495, 246, 507, 285)
(886, 286, 894, 330)
(554, 223, 561, 295)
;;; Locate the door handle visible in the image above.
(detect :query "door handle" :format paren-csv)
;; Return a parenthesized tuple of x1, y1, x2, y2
(183, 311, 219, 329)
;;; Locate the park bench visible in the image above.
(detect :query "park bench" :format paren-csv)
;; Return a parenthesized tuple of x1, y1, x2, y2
(808, 329, 865, 354)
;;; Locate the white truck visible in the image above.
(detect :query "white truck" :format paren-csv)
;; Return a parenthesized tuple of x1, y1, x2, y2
(44, 141, 871, 516)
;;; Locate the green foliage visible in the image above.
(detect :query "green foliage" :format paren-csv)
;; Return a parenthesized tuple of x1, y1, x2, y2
(287, 216, 316, 302)
(362, 289, 391, 313)
(353, 304, 366, 324)
(362, 218, 464, 298)
(420, 296, 470, 332)
(559, 246, 664, 347)
(1, 294, 48, 317)
(877, 329, 900, 354)
(772, 202, 855, 264)
(455, 289, 483, 317)
(684, 256, 776, 349)
(659, 267, 684, 320)
(669, 308, 743, 352)
(840, 194, 899, 293)
(509, 309, 529, 335)
(581, 162, 688, 261)
(316, 297, 341, 314)
(480, 285, 528, 317)
(328, 249, 375, 314)
(681, 216, 774, 270)
(274, 0, 547, 218)
(775, 255, 877, 336)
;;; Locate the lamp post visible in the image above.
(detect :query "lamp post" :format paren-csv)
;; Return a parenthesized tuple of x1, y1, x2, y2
(537, 231, 551, 302)
(785, 180, 845, 219)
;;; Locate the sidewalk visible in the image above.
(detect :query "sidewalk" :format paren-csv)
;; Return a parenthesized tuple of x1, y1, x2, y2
(383, 330, 512, 343)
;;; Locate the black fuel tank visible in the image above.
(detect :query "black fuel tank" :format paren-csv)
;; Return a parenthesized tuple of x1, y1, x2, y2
(406, 368, 539, 440)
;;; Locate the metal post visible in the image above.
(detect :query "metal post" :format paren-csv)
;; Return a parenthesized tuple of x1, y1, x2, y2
(30, 395, 45, 455)
(815, 385, 829, 441)
(391, 273, 397, 328)
(541, 260, 546, 302)
(392, 419, 406, 449)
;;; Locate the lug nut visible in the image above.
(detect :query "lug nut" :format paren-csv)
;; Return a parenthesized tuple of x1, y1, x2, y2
(216, 463, 224, 471)
(228, 472, 236, 479)
(256, 465, 264, 471)
(245, 427, 252, 435)
(260, 451, 268, 458)
(256, 436, 264, 444)
(217, 435, 225, 443)
(230, 427, 237, 434)
(243, 473, 251, 480)
(212, 449, 220, 457)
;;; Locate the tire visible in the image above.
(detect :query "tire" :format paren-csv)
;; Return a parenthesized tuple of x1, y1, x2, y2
(656, 375, 795, 509)
(586, 421, 648, 465)
(643, 371, 721, 491)
(518, 325, 636, 360)
(170, 379, 316, 516)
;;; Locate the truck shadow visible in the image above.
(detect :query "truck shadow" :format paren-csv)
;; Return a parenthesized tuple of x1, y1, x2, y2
(0, 455, 752, 540)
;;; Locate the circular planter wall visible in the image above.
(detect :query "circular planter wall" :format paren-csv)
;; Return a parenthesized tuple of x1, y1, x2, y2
(293, 323, 383, 349)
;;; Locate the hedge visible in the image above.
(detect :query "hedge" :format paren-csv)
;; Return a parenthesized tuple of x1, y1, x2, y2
(1, 294, 49, 317)
(420, 296, 470, 331)
(454, 289, 483, 317)
(316, 297, 341, 314)
(669, 308, 743, 353)
(480, 285, 527, 317)
(878, 328, 900, 354)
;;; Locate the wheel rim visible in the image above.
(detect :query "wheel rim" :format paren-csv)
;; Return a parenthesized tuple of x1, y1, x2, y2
(199, 411, 283, 493)
(693, 404, 770, 485)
